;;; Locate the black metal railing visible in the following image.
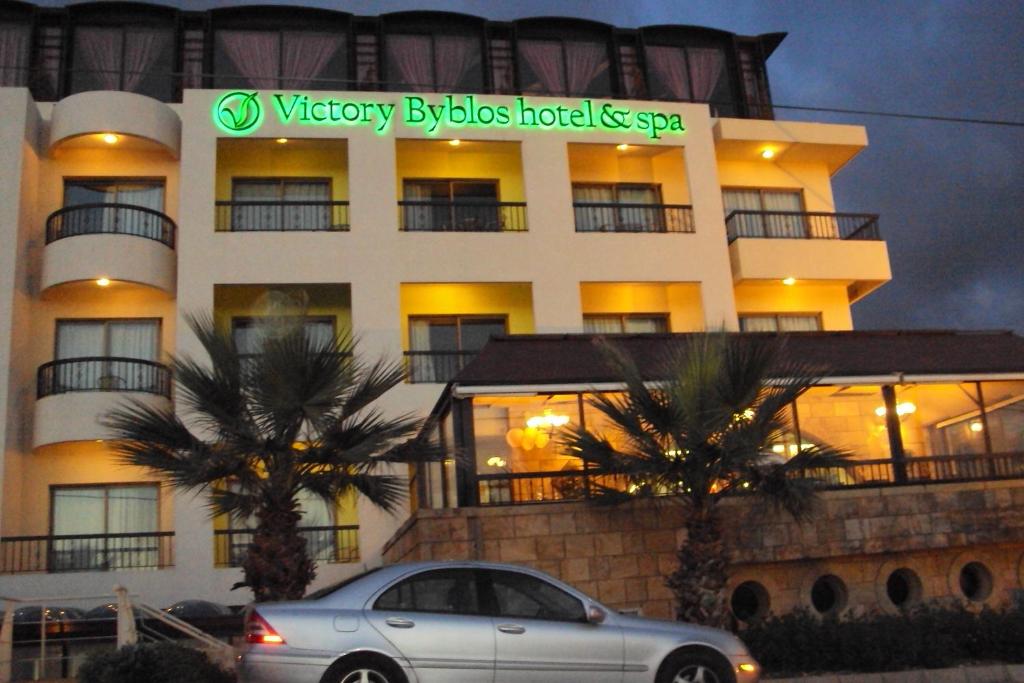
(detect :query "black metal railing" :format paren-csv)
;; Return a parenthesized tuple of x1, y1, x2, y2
(37, 357, 172, 399)
(0, 532, 174, 574)
(213, 525, 359, 568)
(725, 210, 881, 242)
(573, 203, 695, 233)
(404, 351, 478, 383)
(398, 201, 528, 232)
(45, 204, 176, 247)
(215, 201, 350, 232)
(472, 452, 1024, 506)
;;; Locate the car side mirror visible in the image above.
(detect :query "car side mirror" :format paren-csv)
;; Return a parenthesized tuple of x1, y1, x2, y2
(586, 605, 607, 624)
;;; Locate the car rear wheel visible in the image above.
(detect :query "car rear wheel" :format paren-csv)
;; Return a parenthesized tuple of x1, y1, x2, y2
(339, 670, 389, 683)
(658, 649, 736, 683)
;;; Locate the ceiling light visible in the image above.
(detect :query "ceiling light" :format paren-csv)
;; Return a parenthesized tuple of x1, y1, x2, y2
(616, 143, 629, 151)
(101, 134, 119, 144)
(970, 421, 984, 433)
(448, 139, 461, 147)
(782, 277, 796, 286)
(275, 138, 288, 144)
(761, 148, 775, 159)
(96, 277, 111, 287)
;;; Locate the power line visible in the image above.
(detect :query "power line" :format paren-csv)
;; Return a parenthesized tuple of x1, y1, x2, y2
(765, 103, 1024, 128)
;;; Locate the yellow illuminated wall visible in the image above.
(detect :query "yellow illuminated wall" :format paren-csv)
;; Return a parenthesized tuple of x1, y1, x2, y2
(394, 140, 525, 201)
(213, 284, 353, 336)
(215, 138, 349, 200)
(717, 160, 835, 212)
(734, 282, 853, 330)
(579, 282, 704, 332)
(568, 144, 690, 205)
(398, 283, 534, 350)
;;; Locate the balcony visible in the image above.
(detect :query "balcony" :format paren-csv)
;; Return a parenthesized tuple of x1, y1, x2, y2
(0, 532, 174, 574)
(34, 358, 172, 448)
(41, 204, 177, 295)
(405, 350, 478, 384)
(573, 202, 694, 233)
(215, 200, 350, 232)
(398, 200, 527, 232)
(726, 211, 891, 301)
(214, 525, 359, 568)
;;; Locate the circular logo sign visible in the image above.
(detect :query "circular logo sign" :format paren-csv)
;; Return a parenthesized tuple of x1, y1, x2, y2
(214, 91, 263, 135)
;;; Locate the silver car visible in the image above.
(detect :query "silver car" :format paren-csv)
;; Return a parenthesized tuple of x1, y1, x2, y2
(238, 560, 760, 683)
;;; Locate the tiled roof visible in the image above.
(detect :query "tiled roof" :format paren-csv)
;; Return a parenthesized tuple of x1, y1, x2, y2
(453, 330, 1024, 387)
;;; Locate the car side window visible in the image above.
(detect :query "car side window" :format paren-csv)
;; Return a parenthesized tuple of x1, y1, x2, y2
(373, 569, 480, 615)
(488, 570, 586, 622)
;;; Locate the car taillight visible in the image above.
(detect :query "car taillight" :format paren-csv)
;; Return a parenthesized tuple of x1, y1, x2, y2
(245, 610, 285, 645)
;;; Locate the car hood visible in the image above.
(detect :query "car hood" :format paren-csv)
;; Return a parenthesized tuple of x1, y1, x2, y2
(613, 613, 749, 655)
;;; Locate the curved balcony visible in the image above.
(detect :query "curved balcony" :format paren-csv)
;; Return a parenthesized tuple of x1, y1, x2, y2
(49, 91, 181, 157)
(33, 358, 172, 448)
(41, 204, 177, 295)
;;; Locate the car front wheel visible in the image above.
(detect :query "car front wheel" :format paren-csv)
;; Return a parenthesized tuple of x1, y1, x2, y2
(657, 649, 736, 683)
(324, 656, 407, 683)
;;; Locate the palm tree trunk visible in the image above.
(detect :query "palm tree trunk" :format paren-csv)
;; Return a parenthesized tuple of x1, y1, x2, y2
(242, 505, 316, 602)
(666, 505, 730, 628)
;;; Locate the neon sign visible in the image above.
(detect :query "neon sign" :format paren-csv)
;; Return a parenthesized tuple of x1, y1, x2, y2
(214, 91, 686, 140)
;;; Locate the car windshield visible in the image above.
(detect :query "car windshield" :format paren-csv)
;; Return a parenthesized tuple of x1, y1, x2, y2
(304, 567, 382, 601)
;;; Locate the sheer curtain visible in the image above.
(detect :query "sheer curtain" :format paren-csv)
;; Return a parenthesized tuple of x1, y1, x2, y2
(687, 47, 724, 102)
(282, 31, 343, 89)
(738, 316, 778, 332)
(762, 190, 805, 237)
(519, 40, 565, 95)
(217, 30, 281, 89)
(386, 34, 432, 91)
(283, 180, 330, 231)
(624, 316, 668, 333)
(722, 189, 764, 237)
(0, 22, 30, 87)
(233, 180, 281, 231)
(778, 316, 821, 332)
(107, 486, 159, 568)
(75, 26, 123, 90)
(108, 321, 158, 360)
(572, 185, 615, 231)
(646, 46, 690, 101)
(583, 316, 624, 334)
(564, 41, 607, 96)
(56, 322, 104, 359)
(122, 28, 170, 92)
(617, 185, 660, 231)
(118, 183, 165, 239)
(434, 35, 477, 91)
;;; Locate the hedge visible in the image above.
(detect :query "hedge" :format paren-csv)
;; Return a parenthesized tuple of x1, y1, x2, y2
(78, 642, 235, 683)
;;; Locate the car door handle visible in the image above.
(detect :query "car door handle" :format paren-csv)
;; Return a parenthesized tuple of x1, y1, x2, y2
(497, 624, 526, 634)
(385, 617, 415, 629)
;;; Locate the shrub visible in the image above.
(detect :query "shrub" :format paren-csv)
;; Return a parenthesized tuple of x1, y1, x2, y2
(740, 602, 1024, 677)
(78, 642, 235, 683)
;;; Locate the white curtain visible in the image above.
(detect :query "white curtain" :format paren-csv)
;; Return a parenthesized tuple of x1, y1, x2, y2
(75, 26, 122, 90)
(778, 316, 821, 332)
(722, 189, 764, 237)
(519, 40, 565, 95)
(52, 488, 106, 535)
(108, 321, 159, 360)
(217, 30, 281, 89)
(303, 319, 335, 348)
(572, 185, 615, 231)
(118, 183, 165, 239)
(687, 47, 724, 102)
(282, 31, 343, 89)
(122, 28, 170, 92)
(108, 486, 159, 533)
(624, 316, 667, 333)
(646, 46, 690, 100)
(233, 180, 281, 231)
(762, 190, 806, 237)
(386, 34, 432, 91)
(57, 322, 105, 359)
(0, 22, 30, 87)
(739, 316, 779, 333)
(583, 316, 624, 334)
(434, 35, 477, 91)
(282, 180, 330, 231)
(564, 41, 607, 95)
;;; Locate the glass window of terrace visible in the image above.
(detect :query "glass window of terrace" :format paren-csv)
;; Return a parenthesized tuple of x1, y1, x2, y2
(641, 28, 738, 116)
(0, 13, 32, 87)
(515, 20, 613, 98)
(383, 13, 484, 93)
(67, 5, 176, 101)
(212, 8, 349, 90)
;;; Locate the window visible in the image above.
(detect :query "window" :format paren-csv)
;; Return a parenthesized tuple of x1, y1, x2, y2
(375, 568, 480, 615)
(385, 32, 482, 92)
(584, 314, 669, 334)
(487, 570, 585, 622)
(214, 29, 348, 90)
(0, 21, 32, 87)
(231, 317, 336, 358)
(739, 315, 821, 333)
(616, 41, 647, 98)
(723, 188, 807, 238)
(518, 38, 610, 97)
(231, 178, 332, 231)
(401, 179, 501, 232)
(70, 24, 175, 100)
(573, 183, 670, 232)
(54, 319, 160, 391)
(51, 484, 159, 571)
(62, 179, 166, 240)
(408, 316, 506, 383)
(644, 43, 736, 115)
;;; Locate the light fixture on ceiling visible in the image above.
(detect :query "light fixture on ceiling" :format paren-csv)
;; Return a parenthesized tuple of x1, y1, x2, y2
(276, 138, 288, 144)
(616, 143, 629, 151)
(874, 402, 917, 418)
(448, 139, 461, 147)
(101, 133, 119, 145)
(96, 277, 111, 287)
(969, 421, 984, 433)
(761, 147, 775, 159)
(782, 277, 797, 286)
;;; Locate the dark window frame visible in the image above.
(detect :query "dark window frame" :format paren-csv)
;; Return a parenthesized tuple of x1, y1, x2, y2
(49, 482, 162, 537)
(738, 313, 823, 333)
(407, 314, 508, 353)
(230, 315, 338, 359)
(481, 568, 588, 623)
(62, 177, 167, 210)
(583, 313, 670, 334)
(372, 567, 487, 616)
(54, 317, 163, 359)
(721, 186, 806, 212)
(230, 177, 334, 202)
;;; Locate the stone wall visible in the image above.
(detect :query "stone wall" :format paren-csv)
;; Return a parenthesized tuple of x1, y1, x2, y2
(382, 479, 1024, 620)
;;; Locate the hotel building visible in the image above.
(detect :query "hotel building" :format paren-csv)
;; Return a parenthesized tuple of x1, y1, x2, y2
(0, 2, 1021, 622)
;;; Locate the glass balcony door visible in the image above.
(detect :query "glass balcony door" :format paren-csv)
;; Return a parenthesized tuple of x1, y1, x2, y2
(402, 180, 500, 231)
(55, 319, 160, 391)
(62, 179, 165, 240)
(51, 485, 159, 571)
(408, 316, 505, 382)
(231, 178, 331, 231)
(723, 188, 806, 238)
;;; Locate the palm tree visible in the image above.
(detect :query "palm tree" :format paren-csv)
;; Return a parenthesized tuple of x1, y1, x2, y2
(105, 314, 431, 602)
(562, 333, 845, 628)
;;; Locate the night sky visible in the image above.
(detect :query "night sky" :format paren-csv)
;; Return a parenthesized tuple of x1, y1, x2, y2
(46, 0, 1024, 332)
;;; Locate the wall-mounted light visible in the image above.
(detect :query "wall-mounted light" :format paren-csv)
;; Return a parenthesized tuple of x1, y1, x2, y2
(448, 139, 461, 147)
(782, 277, 797, 286)
(616, 143, 630, 151)
(96, 277, 111, 287)
(101, 134, 119, 145)
(486, 456, 507, 468)
(761, 147, 775, 159)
